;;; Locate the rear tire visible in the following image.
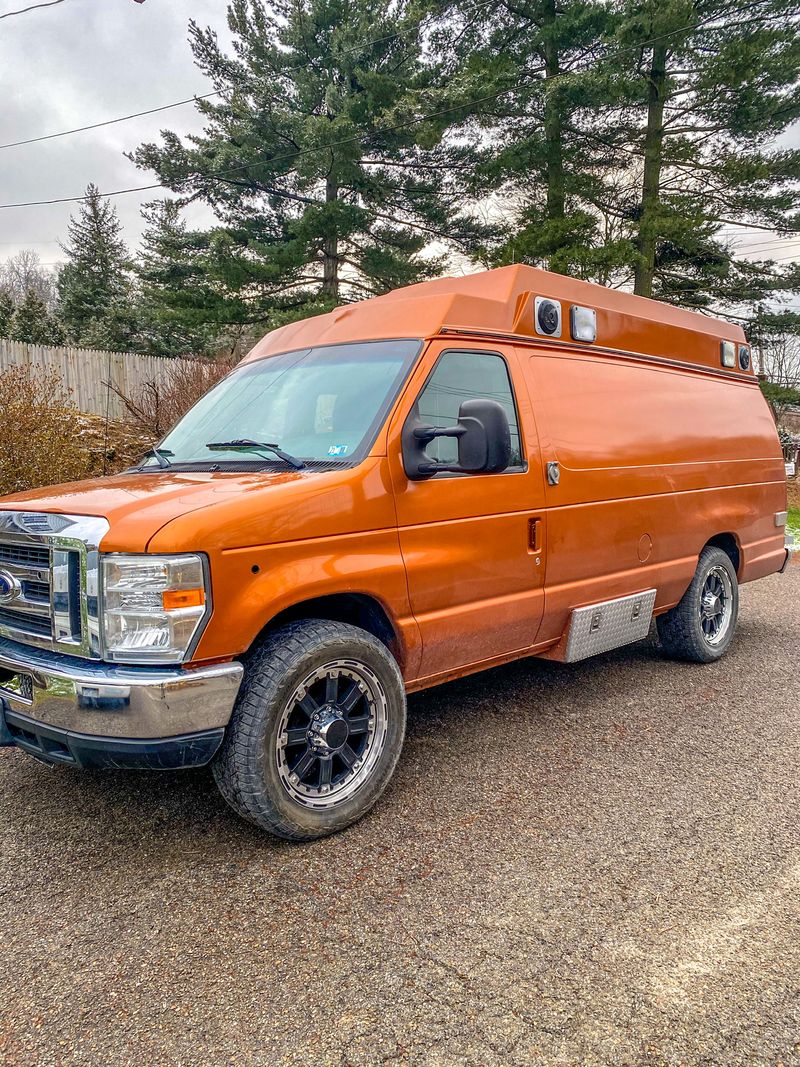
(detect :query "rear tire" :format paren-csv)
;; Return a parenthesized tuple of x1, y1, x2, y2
(212, 619, 406, 841)
(656, 546, 739, 663)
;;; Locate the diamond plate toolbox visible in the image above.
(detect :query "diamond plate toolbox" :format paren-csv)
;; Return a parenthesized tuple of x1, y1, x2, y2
(564, 589, 657, 663)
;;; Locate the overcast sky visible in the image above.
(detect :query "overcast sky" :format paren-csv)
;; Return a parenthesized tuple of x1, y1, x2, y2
(0, 0, 797, 275)
(0, 0, 230, 266)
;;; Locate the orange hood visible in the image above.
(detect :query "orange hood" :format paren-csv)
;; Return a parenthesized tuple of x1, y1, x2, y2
(0, 470, 306, 553)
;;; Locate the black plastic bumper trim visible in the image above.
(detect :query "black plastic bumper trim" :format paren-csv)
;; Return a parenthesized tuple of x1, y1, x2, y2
(1, 704, 224, 769)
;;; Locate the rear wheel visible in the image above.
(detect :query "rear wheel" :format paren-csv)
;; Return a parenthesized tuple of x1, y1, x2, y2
(656, 546, 739, 663)
(212, 619, 406, 840)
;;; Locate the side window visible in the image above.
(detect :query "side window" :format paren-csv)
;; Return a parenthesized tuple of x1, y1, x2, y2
(416, 351, 523, 467)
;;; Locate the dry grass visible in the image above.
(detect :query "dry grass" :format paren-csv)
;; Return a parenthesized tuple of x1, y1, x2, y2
(109, 357, 237, 440)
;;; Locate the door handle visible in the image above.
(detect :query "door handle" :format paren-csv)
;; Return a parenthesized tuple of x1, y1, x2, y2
(528, 518, 542, 552)
(546, 461, 560, 486)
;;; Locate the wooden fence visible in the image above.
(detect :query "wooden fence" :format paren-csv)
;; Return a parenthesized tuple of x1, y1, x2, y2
(0, 339, 186, 420)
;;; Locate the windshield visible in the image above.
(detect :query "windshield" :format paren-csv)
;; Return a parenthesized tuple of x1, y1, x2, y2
(153, 340, 421, 469)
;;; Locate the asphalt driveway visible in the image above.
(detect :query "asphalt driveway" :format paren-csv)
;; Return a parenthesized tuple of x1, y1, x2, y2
(1, 562, 798, 1067)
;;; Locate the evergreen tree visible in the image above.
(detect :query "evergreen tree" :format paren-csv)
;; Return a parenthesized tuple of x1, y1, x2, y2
(434, 0, 631, 281)
(57, 184, 138, 347)
(434, 0, 799, 310)
(615, 0, 800, 306)
(0, 290, 13, 338)
(9, 289, 65, 345)
(135, 200, 222, 357)
(131, 0, 478, 325)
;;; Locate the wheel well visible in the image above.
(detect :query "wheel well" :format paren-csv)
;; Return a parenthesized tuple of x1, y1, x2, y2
(254, 594, 402, 665)
(704, 533, 740, 575)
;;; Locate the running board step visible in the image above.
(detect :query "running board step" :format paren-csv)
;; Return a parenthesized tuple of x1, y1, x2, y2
(564, 589, 657, 663)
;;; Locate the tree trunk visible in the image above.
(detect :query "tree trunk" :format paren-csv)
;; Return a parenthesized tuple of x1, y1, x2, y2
(322, 175, 339, 300)
(542, 0, 565, 229)
(634, 43, 668, 298)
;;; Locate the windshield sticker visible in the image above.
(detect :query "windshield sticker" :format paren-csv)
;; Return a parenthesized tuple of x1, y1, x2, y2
(328, 444, 349, 457)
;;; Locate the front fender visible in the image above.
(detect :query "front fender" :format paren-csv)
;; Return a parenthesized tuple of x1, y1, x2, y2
(190, 528, 422, 679)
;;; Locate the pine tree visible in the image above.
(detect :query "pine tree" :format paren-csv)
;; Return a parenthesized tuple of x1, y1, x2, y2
(615, 0, 800, 307)
(435, 0, 631, 281)
(57, 184, 137, 347)
(9, 290, 65, 345)
(0, 290, 13, 338)
(135, 200, 222, 357)
(131, 0, 477, 325)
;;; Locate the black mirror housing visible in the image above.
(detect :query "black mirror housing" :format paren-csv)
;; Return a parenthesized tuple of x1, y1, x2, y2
(402, 398, 512, 480)
(457, 398, 512, 473)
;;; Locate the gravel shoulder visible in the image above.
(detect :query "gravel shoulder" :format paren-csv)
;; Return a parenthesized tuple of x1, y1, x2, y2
(1, 562, 798, 1067)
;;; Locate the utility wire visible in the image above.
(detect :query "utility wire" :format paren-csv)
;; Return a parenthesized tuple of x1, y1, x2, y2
(717, 219, 800, 235)
(0, 182, 164, 210)
(0, 0, 498, 152)
(0, 0, 67, 18)
(0, 92, 224, 150)
(0, 3, 783, 216)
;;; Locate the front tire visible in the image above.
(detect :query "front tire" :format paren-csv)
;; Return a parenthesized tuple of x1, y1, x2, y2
(212, 619, 406, 840)
(656, 546, 739, 663)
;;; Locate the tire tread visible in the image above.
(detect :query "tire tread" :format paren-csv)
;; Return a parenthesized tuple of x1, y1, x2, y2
(656, 546, 739, 664)
(212, 619, 405, 841)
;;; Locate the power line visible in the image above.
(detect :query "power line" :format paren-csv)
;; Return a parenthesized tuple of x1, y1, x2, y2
(717, 218, 800, 235)
(0, 92, 224, 151)
(0, 3, 780, 215)
(0, 182, 164, 210)
(754, 250, 800, 263)
(0, 0, 67, 18)
(0, 0, 498, 153)
(738, 244, 800, 257)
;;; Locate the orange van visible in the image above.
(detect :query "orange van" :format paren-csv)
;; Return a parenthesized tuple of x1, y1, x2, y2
(0, 266, 790, 839)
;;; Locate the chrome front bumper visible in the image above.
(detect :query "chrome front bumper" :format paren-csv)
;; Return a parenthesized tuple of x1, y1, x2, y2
(0, 635, 243, 739)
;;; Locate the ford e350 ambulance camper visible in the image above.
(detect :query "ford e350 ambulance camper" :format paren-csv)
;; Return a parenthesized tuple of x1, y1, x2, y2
(0, 265, 790, 839)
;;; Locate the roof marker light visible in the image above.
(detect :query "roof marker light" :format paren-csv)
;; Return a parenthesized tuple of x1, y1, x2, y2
(570, 305, 597, 343)
(721, 341, 736, 368)
(738, 345, 751, 371)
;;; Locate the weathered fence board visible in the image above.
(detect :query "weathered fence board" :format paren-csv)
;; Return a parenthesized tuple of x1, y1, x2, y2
(0, 340, 189, 419)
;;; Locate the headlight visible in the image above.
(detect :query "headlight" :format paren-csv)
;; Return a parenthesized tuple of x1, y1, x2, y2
(101, 554, 210, 664)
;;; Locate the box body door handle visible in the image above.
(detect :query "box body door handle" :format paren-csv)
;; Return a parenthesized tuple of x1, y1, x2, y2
(528, 518, 542, 552)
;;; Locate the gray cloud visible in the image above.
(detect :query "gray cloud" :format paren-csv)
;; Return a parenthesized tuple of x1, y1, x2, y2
(0, 0, 229, 261)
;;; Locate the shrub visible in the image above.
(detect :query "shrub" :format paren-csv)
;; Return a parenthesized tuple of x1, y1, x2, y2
(777, 426, 797, 462)
(109, 356, 237, 439)
(0, 365, 93, 495)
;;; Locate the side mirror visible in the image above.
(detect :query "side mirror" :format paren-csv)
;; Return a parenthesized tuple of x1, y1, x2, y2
(402, 398, 512, 480)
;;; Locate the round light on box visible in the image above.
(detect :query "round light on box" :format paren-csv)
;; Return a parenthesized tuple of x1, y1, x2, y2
(535, 297, 561, 337)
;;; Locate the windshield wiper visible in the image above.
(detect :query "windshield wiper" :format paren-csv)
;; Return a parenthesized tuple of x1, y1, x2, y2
(206, 438, 306, 471)
(137, 446, 173, 470)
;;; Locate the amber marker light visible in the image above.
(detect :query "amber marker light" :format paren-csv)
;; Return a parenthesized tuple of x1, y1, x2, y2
(162, 588, 206, 611)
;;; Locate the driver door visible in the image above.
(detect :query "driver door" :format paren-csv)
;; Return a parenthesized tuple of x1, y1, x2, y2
(388, 341, 547, 683)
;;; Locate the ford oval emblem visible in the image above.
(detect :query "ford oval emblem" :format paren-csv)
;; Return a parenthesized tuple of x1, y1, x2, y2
(0, 569, 21, 604)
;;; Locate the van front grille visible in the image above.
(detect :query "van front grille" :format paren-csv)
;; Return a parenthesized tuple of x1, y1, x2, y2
(0, 538, 53, 644)
(0, 543, 50, 569)
(0, 511, 109, 659)
(23, 580, 50, 603)
(0, 605, 53, 639)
